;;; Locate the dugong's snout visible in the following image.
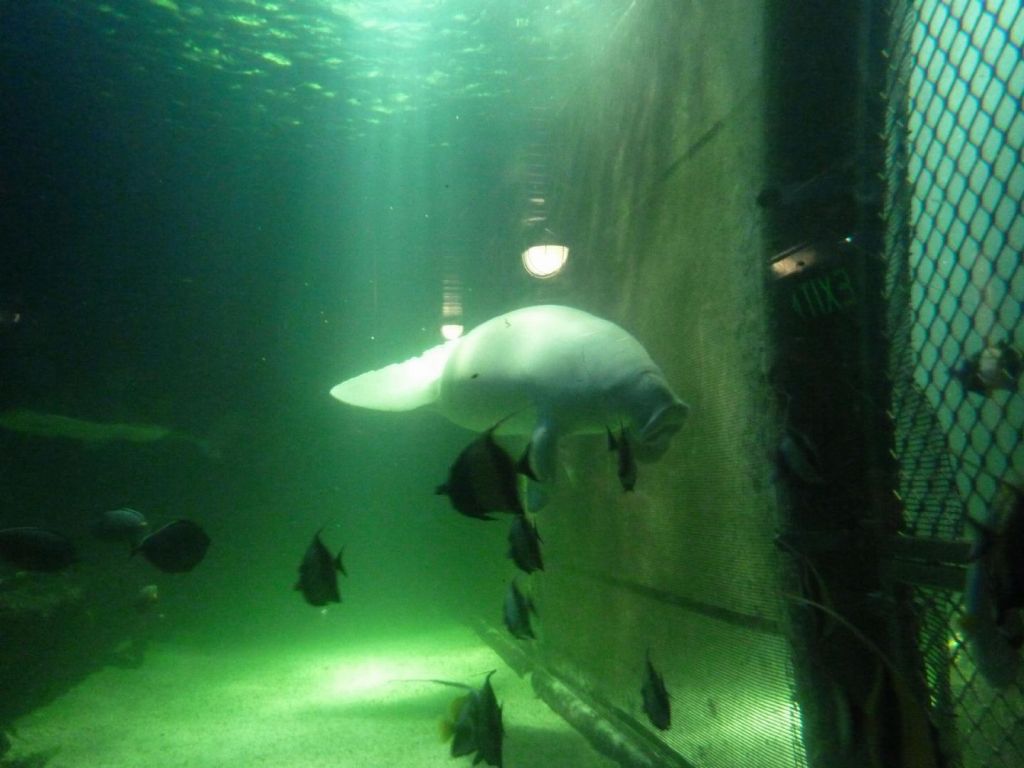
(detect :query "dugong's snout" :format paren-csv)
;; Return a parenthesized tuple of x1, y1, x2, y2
(634, 399, 690, 462)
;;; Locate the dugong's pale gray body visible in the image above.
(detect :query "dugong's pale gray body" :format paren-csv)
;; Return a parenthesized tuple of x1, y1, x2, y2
(330, 305, 688, 486)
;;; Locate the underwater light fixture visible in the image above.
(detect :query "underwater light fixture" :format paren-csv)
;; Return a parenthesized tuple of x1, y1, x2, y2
(770, 243, 819, 279)
(522, 244, 569, 278)
(441, 323, 464, 340)
(440, 274, 464, 340)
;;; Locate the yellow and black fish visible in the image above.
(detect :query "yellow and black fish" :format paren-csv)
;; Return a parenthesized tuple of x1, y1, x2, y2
(429, 672, 504, 767)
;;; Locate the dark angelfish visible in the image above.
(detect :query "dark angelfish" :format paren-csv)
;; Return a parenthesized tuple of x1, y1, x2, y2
(641, 650, 671, 731)
(472, 672, 504, 767)
(91, 507, 149, 546)
(295, 529, 346, 607)
(437, 419, 531, 520)
(0, 527, 77, 572)
(432, 671, 504, 768)
(506, 515, 543, 574)
(607, 425, 637, 491)
(133, 519, 210, 573)
(503, 578, 537, 640)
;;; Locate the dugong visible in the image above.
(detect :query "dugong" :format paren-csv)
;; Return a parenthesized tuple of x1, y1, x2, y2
(330, 305, 689, 486)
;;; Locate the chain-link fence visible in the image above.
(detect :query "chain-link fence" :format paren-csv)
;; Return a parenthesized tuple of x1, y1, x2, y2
(885, 1, 1024, 766)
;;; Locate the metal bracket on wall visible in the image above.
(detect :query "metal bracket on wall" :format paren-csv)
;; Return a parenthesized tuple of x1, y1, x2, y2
(471, 618, 696, 768)
(880, 534, 970, 592)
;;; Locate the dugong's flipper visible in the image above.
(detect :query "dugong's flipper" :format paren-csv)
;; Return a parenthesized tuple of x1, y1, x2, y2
(329, 341, 457, 411)
(522, 418, 560, 512)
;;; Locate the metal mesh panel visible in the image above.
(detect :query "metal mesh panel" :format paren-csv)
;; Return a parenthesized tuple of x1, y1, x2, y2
(885, 1, 1024, 766)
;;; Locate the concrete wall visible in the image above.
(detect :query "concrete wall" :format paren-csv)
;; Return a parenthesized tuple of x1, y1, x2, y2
(521, 4, 801, 766)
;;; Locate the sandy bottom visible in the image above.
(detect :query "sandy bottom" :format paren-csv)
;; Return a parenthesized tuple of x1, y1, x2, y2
(6, 624, 615, 768)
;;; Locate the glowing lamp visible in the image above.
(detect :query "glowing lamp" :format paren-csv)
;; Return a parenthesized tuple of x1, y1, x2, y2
(522, 244, 569, 278)
(441, 323, 464, 340)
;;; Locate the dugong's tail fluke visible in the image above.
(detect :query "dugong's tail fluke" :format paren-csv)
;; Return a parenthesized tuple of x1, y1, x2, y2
(329, 340, 456, 411)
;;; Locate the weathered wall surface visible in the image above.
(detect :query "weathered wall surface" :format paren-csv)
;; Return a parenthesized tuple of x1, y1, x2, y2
(523, 3, 800, 766)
